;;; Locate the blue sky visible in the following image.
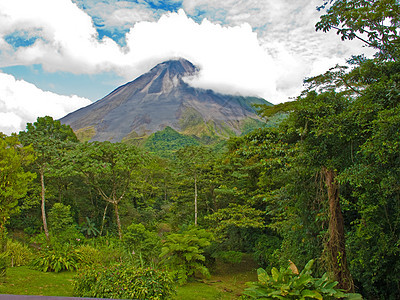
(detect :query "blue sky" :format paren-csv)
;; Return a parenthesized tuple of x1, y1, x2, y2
(0, 0, 371, 134)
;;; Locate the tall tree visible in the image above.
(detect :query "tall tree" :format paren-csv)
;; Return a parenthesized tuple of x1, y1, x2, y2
(0, 134, 35, 248)
(176, 146, 213, 226)
(0, 134, 34, 278)
(67, 141, 146, 239)
(19, 116, 78, 240)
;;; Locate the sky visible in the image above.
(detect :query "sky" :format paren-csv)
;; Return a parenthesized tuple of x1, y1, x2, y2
(0, 0, 372, 135)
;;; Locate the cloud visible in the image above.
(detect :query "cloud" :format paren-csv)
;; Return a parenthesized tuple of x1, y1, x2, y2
(119, 10, 281, 99)
(0, 0, 372, 106)
(0, 72, 92, 135)
(0, 0, 124, 73)
(73, 0, 158, 30)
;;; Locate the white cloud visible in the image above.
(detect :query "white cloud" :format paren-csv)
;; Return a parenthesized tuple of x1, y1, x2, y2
(0, 0, 374, 107)
(0, 0, 125, 73)
(73, 0, 158, 29)
(0, 72, 92, 135)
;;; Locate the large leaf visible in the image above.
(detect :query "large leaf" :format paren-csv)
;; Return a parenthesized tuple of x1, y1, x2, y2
(301, 289, 323, 300)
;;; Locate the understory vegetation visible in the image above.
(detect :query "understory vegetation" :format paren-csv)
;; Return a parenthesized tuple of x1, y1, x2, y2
(1, 1, 399, 299)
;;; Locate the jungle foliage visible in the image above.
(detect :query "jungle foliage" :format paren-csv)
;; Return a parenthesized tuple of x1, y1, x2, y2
(0, 1, 399, 299)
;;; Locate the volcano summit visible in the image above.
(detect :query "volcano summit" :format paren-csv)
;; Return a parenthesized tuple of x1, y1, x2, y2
(60, 58, 269, 142)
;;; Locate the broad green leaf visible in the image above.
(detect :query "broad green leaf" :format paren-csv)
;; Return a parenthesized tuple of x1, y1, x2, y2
(301, 289, 323, 300)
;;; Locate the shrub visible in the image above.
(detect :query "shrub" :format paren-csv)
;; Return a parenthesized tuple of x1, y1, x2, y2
(48, 203, 84, 245)
(80, 217, 100, 238)
(75, 244, 102, 266)
(73, 264, 175, 300)
(159, 226, 214, 284)
(6, 239, 33, 267)
(253, 235, 281, 270)
(243, 259, 362, 299)
(48, 203, 74, 232)
(30, 244, 83, 272)
(123, 223, 161, 265)
(90, 236, 130, 266)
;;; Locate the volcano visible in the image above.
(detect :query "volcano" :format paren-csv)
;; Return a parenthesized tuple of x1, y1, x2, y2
(60, 58, 270, 142)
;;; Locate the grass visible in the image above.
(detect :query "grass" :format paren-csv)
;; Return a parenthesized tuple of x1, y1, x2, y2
(0, 266, 74, 297)
(174, 254, 258, 300)
(0, 255, 258, 299)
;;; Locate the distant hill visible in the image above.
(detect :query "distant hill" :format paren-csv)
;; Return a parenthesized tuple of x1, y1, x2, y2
(60, 58, 271, 143)
(143, 126, 200, 157)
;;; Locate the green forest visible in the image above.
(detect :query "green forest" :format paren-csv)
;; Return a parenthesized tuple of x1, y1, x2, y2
(0, 1, 399, 299)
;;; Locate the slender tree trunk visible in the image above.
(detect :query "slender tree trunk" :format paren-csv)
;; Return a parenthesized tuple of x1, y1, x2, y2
(113, 201, 122, 239)
(40, 169, 50, 241)
(100, 203, 108, 236)
(194, 172, 198, 226)
(323, 167, 354, 292)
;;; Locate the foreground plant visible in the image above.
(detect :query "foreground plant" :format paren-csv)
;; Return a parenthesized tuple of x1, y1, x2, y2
(30, 244, 83, 272)
(159, 226, 214, 284)
(73, 264, 175, 300)
(243, 259, 362, 299)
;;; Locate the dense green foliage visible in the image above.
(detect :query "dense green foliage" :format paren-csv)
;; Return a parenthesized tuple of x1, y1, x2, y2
(123, 222, 161, 265)
(5, 240, 33, 267)
(30, 244, 83, 273)
(0, 1, 399, 298)
(160, 226, 214, 284)
(244, 260, 362, 299)
(144, 126, 200, 157)
(73, 264, 175, 299)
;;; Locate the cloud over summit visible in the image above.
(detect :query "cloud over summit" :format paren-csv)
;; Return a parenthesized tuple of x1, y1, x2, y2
(0, 0, 372, 134)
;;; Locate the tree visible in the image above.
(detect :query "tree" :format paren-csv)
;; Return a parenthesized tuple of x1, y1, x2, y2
(0, 134, 35, 241)
(19, 116, 78, 240)
(68, 141, 146, 239)
(0, 134, 35, 278)
(175, 146, 214, 226)
(159, 226, 214, 284)
(316, 0, 400, 60)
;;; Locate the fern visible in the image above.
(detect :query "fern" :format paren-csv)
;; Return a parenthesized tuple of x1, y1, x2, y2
(159, 226, 214, 284)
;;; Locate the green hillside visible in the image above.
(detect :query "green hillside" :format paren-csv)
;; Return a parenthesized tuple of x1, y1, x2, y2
(143, 126, 200, 157)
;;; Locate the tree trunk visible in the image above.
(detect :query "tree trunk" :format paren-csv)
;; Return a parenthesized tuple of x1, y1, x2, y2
(194, 172, 198, 226)
(113, 201, 122, 239)
(323, 167, 354, 292)
(100, 203, 108, 236)
(40, 169, 50, 241)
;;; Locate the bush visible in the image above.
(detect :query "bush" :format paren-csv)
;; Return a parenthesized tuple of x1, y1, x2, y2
(48, 203, 84, 245)
(75, 244, 102, 266)
(123, 223, 161, 266)
(253, 235, 281, 270)
(243, 259, 362, 299)
(160, 226, 214, 284)
(30, 244, 83, 272)
(73, 264, 175, 300)
(6, 239, 33, 267)
(48, 203, 74, 232)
